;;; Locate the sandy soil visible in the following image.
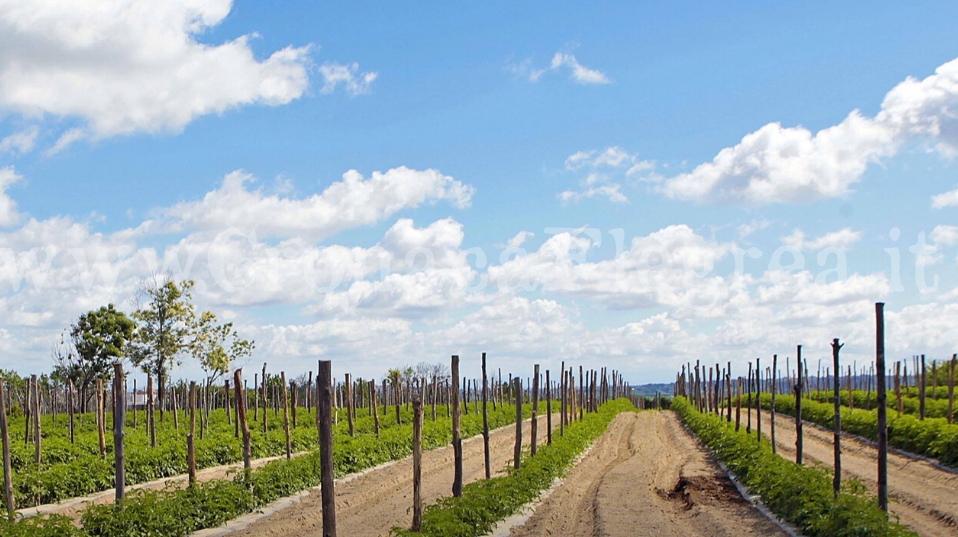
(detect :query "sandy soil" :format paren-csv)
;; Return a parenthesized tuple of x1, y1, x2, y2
(25, 450, 312, 521)
(745, 408, 958, 537)
(509, 411, 787, 537)
(225, 414, 554, 537)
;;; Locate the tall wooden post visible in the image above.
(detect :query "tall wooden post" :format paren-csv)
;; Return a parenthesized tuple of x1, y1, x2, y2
(560, 361, 566, 436)
(112, 364, 125, 502)
(371, 380, 380, 435)
(68, 380, 75, 444)
(875, 303, 888, 512)
(481, 353, 491, 479)
(96, 378, 106, 458)
(531, 365, 539, 456)
(344, 373, 354, 437)
(546, 370, 553, 446)
(735, 377, 742, 431)
(451, 356, 463, 497)
(756, 359, 762, 441)
(726, 363, 732, 423)
(832, 338, 843, 499)
(281, 372, 291, 459)
(746, 363, 752, 434)
(771, 355, 777, 454)
(318, 361, 337, 537)
(514, 377, 523, 470)
(0, 376, 14, 519)
(188, 381, 197, 485)
(948, 355, 956, 425)
(234, 370, 251, 470)
(411, 396, 423, 532)
(32, 375, 41, 464)
(795, 345, 804, 465)
(261, 364, 268, 434)
(919, 355, 927, 420)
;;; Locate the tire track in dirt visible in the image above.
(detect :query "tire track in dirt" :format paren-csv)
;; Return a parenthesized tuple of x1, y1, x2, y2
(223, 414, 554, 537)
(510, 411, 787, 537)
(745, 408, 958, 537)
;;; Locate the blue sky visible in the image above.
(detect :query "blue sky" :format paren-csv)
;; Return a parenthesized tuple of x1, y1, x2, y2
(1, 0, 957, 383)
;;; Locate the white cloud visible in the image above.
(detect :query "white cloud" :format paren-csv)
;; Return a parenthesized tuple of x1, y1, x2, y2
(0, 126, 38, 156)
(930, 225, 958, 246)
(0, 167, 21, 226)
(932, 186, 958, 209)
(565, 147, 637, 170)
(156, 167, 474, 240)
(318, 62, 378, 96)
(737, 219, 771, 239)
(0, 0, 313, 143)
(506, 231, 535, 248)
(663, 55, 958, 206)
(558, 181, 628, 204)
(781, 227, 862, 250)
(510, 51, 610, 85)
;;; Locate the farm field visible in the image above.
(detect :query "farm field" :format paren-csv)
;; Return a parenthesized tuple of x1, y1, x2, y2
(746, 408, 958, 537)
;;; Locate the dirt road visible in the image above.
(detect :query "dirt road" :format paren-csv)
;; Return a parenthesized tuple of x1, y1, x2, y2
(746, 408, 958, 537)
(224, 414, 554, 537)
(509, 411, 786, 537)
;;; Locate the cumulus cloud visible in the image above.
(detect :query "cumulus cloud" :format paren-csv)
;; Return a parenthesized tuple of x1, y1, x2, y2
(0, 167, 21, 227)
(318, 62, 378, 96)
(0, 126, 38, 156)
(932, 186, 958, 209)
(781, 227, 862, 251)
(662, 56, 958, 205)
(155, 166, 474, 240)
(0, 0, 316, 144)
(510, 51, 610, 85)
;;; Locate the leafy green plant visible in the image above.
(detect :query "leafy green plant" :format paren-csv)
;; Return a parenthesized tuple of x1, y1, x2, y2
(393, 399, 635, 537)
(675, 397, 916, 537)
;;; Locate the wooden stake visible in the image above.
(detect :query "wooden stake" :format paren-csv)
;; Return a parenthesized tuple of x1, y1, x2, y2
(344, 373, 354, 437)
(795, 345, 804, 465)
(113, 364, 126, 502)
(832, 338, 844, 499)
(0, 376, 15, 519)
(68, 380, 75, 444)
(262, 364, 268, 434)
(771, 355, 777, 454)
(318, 360, 337, 537)
(948, 355, 956, 425)
(32, 375, 41, 464)
(875, 303, 888, 512)
(481, 352, 491, 479)
(919, 354, 926, 420)
(514, 377, 523, 470)
(531, 365, 539, 456)
(188, 381, 197, 485)
(546, 370, 553, 446)
(560, 361, 566, 436)
(411, 396, 423, 532)
(282, 372, 291, 460)
(451, 355, 463, 497)
(97, 378, 106, 458)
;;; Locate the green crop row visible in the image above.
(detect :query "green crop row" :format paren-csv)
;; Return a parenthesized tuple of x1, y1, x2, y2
(674, 397, 917, 537)
(741, 393, 958, 467)
(0, 402, 534, 537)
(2, 405, 417, 508)
(392, 399, 635, 537)
(805, 390, 954, 419)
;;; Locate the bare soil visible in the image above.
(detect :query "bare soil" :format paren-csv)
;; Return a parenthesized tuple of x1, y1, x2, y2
(508, 411, 786, 537)
(224, 414, 554, 537)
(746, 408, 958, 537)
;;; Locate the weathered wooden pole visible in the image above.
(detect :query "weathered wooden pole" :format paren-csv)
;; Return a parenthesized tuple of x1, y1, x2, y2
(546, 370, 553, 446)
(262, 364, 269, 434)
(233, 369, 251, 471)
(560, 361, 567, 436)
(832, 338, 844, 499)
(948, 355, 956, 425)
(282, 372, 292, 459)
(96, 378, 106, 458)
(411, 396, 423, 532)
(344, 373, 354, 437)
(481, 352, 491, 479)
(451, 355, 463, 497)
(875, 303, 888, 512)
(755, 359, 762, 441)
(147, 375, 156, 448)
(112, 364, 125, 502)
(795, 345, 804, 465)
(68, 380, 75, 444)
(746, 363, 752, 434)
(291, 381, 298, 429)
(514, 377, 523, 469)
(317, 360, 336, 537)
(726, 363, 732, 423)
(371, 380, 380, 435)
(188, 381, 197, 485)
(32, 375, 41, 464)
(919, 354, 927, 420)
(735, 377, 742, 431)
(531, 365, 539, 456)
(0, 376, 14, 519)
(771, 355, 777, 454)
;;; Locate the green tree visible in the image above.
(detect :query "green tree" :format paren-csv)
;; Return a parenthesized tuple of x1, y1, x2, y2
(52, 304, 135, 412)
(128, 278, 195, 416)
(189, 310, 255, 391)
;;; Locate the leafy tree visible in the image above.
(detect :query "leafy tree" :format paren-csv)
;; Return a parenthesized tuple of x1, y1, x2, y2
(128, 278, 196, 416)
(52, 304, 135, 412)
(189, 310, 255, 391)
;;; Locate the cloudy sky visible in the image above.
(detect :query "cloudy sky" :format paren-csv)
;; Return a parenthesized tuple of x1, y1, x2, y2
(1, 0, 957, 383)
